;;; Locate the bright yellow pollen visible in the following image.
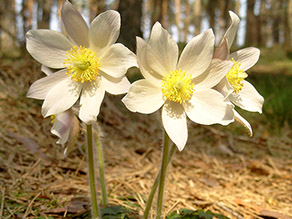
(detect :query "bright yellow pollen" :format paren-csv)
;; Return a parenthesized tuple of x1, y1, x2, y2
(161, 69, 195, 104)
(50, 115, 55, 124)
(64, 46, 100, 83)
(226, 58, 248, 93)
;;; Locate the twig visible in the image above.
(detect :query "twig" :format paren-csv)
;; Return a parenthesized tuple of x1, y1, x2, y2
(0, 188, 5, 218)
(22, 192, 41, 218)
(165, 200, 181, 216)
(215, 203, 245, 219)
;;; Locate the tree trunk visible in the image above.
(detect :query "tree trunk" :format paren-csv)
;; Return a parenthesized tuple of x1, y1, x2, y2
(245, 0, 258, 46)
(271, 0, 282, 45)
(37, 0, 53, 29)
(151, 0, 162, 27)
(207, 0, 217, 31)
(89, 0, 98, 22)
(175, 0, 181, 41)
(193, 0, 202, 36)
(259, 0, 268, 47)
(183, 0, 191, 42)
(161, 0, 168, 28)
(117, 0, 143, 52)
(287, 0, 292, 46)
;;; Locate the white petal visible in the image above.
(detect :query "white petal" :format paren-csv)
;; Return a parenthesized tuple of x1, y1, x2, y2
(213, 38, 229, 60)
(89, 10, 120, 56)
(41, 65, 54, 75)
(229, 47, 260, 71)
(184, 89, 234, 125)
(193, 59, 234, 91)
(234, 110, 253, 137)
(61, 1, 89, 47)
(51, 111, 73, 145)
(26, 30, 73, 68)
(79, 81, 105, 124)
(27, 69, 68, 100)
(99, 43, 137, 78)
(146, 22, 178, 76)
(177, 29, 214, 78)
(215, 77, 234, 98)
(101, 73, 130, 95)
(136, 37, 162, 87)
(229, 80, 264, 113)
(42, 78, 81, 117)
(122, 79, 164, 114)
(162, 101, 187, 151)
(219, 11, 240, 49)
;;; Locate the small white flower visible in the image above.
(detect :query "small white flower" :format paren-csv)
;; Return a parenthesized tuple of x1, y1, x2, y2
(41, 65, 79, 157)
(122, 23, 234, 151)
(214, 11, 264, 136)
(51, 110, 79, 157)
(26, 1, 137, 124)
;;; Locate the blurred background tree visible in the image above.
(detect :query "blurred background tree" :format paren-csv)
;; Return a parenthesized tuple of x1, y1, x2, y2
(2, 0, 292, 56)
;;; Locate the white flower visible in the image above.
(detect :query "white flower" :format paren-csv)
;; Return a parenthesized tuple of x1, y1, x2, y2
(51, 110, 79, 157)
(122, 23, 234, 151)
(214, 11, 264, 136)
(26, 1, 137, 124)
(41, 65, 79, 157)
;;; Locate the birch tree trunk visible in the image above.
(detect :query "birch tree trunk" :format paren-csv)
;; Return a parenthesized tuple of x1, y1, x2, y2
(193, 0, 202, 36)
(175, 0, 181, 41)
(183, 0, 191, 42)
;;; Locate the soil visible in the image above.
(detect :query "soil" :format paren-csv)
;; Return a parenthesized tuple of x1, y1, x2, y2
(0, 59, 291, 219)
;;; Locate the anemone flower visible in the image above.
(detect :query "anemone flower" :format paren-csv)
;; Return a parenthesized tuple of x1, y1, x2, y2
(122, 22, 234, 151)
(26, 1, 136, 124)
(41, 65, 79, 157)
(214, 11, 264, 136)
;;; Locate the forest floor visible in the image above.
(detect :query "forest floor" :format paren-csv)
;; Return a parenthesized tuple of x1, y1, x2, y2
(0, 54, 292, 219)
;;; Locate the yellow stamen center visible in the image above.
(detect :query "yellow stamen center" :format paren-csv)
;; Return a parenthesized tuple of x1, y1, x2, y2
(64, 46, 100, 83)
(161, 69, 195, 104)
(227, 58, 248, 93)
(50, 115, 55, 124)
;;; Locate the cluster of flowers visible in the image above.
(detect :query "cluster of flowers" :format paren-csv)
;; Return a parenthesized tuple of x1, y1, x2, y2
(27, 1, 263, 152)
(26, 1, 264, 217)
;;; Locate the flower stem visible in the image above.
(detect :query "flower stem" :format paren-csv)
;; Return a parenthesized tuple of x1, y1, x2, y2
(156, 131, 170, 219)
(86, 124, 99, 219)
(95, 132, 108, 205)
(143, 144, 176, 219)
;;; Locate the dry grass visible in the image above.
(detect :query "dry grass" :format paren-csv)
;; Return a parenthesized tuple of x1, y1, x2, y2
(0, 58, 292, 219)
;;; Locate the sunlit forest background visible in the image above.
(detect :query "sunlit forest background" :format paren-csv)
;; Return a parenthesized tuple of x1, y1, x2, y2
(1, 0, 292, 53)
(1, 0, 292, 218)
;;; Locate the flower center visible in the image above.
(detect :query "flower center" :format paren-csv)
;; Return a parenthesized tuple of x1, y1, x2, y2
(50, 115, 55, 124)
(226, 58, 248, 93)
(64, 46, 100, 83)
(161, 69, 195, 104)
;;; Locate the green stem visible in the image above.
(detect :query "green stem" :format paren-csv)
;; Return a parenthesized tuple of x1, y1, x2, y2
(156, 131, 170, 219)
(95, 132, 108, 205)
(86, 124, 99, 219)
(143, 144, 176, 219)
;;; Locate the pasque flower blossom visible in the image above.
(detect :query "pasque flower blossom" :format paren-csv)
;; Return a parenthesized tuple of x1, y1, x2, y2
(122, 22, 235, 151)
(26, 1, 136, 124)
(214, 11, 264, 136)
(41, 65, 79, 157)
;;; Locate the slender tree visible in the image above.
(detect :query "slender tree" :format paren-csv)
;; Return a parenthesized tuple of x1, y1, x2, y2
(271, 0, 282, 45)
(193, 0, 202, 36)
(175, 0, 181, 41)
(245, 0, 258, 46)
(37, 0, 53, 29)
(183, 0, 191, 42)
(118, 0, 143, 52)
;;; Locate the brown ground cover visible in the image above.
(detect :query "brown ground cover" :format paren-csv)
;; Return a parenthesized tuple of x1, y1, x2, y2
(0, 59, 291, 218)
